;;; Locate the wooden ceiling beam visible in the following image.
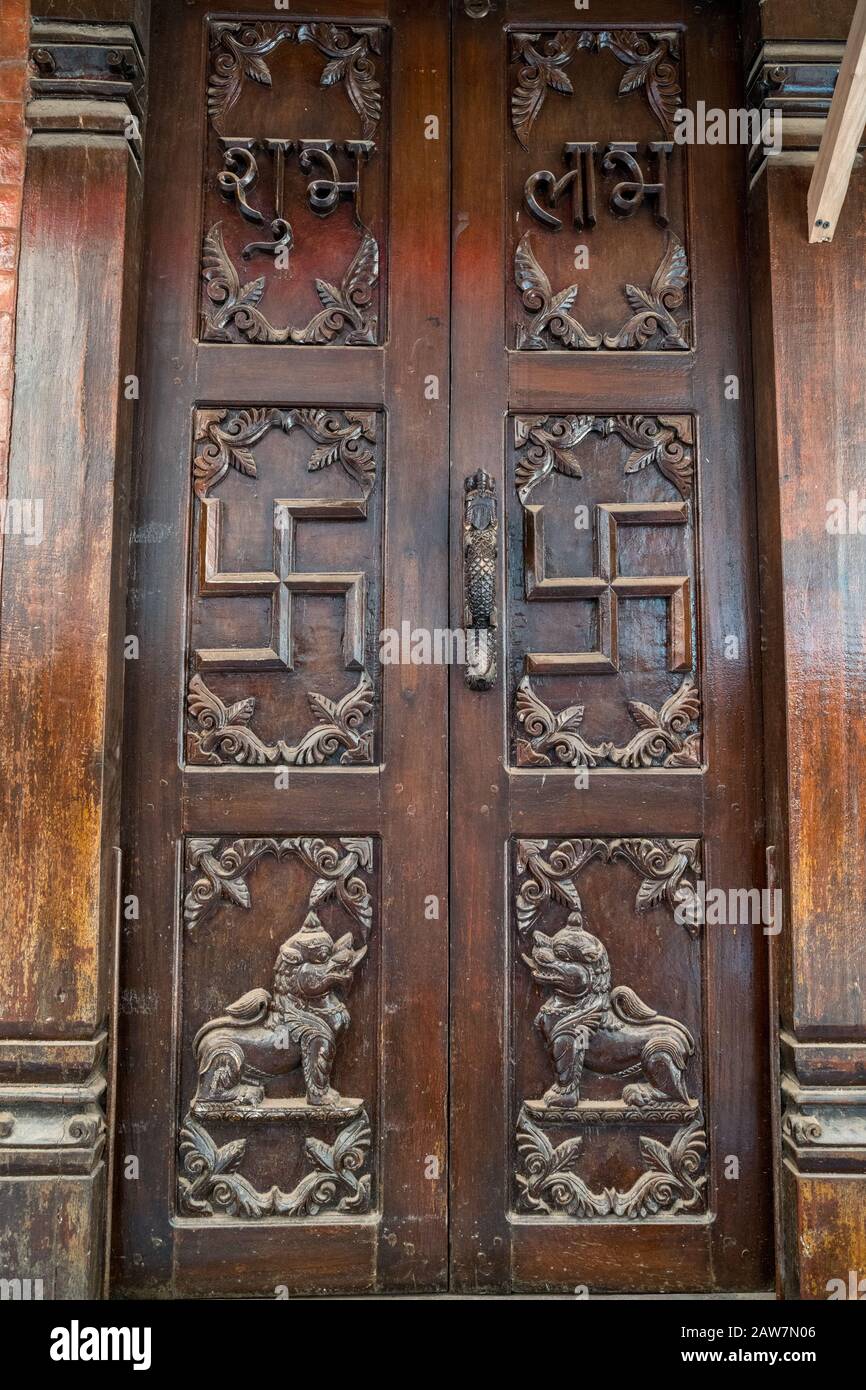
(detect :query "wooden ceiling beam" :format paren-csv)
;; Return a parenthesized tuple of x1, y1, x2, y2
(808, 0, 866, 242)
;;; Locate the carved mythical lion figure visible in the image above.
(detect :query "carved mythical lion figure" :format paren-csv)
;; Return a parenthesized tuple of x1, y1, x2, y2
(523, 914, 695, 1108)
(193, 912, 366, 1108)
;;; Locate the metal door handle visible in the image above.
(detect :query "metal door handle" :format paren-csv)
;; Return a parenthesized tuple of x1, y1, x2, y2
(463, 470, 497, 690)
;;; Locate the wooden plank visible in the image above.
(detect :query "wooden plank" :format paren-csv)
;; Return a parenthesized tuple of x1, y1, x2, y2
(808, 0, 866, 241)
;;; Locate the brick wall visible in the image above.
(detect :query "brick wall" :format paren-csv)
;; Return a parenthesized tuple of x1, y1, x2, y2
(0, 0, 29, 481)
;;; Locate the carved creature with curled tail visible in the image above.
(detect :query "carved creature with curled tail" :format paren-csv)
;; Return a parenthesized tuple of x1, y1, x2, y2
(192, 912, 366, 1108)
(524, 912, 695, 1108)
(463, 469, 498, 690)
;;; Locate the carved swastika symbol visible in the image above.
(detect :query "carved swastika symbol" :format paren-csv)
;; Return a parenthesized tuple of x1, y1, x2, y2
(523, 501, 692, 675)
(196, 495, 367, 671)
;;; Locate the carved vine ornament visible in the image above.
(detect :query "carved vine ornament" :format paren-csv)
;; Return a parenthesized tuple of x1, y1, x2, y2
(510, 30, 681, 150)
(513, 838, 706, 1219)
(177, 835, 374, 1219)
(515, 230, 689, 351)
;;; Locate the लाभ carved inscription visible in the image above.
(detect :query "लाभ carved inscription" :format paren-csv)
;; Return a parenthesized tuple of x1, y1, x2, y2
(509, 29, 690, 352)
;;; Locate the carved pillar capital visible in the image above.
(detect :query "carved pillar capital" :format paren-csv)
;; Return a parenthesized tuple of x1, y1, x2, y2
(746, 40, 854, 180)
(27, 19, 146, 156)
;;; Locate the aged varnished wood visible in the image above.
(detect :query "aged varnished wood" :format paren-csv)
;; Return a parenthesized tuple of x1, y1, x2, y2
(450, 0, 771, 1293)
(749, 148, 866, 1296)
(115, 0, 771, 1298)
(115, 0, 449, 1295)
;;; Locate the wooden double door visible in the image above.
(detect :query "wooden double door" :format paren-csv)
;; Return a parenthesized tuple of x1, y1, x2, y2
(116, 0, 772, 1295)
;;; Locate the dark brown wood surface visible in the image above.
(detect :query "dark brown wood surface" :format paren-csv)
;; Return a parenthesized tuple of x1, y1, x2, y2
(450, 0, 771, 1293)
(115, 0, 772, 1296)
(749, 157, 866, 1298)
(115, 0, 450, 1295)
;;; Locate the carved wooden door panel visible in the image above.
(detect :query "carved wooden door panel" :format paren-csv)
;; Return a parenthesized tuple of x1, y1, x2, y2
(118, 0, 772, 1297)
(116, 0, 449, 1295)
(449, 0, 773, 1292)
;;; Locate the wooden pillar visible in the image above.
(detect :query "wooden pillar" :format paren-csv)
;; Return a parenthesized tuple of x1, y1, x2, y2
(746, 0, 866, 1299)
(0, 7, 147, 1299)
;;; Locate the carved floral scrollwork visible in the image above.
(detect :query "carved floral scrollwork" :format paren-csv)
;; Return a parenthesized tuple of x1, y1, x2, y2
(515, 232, 689, 351)
(193, 406, 378, 500)
(183, 835, 374, 934)
(207, 22, 294, 127)
(514, 676, 701, 772)
(516, 1111, 706, 1218)
(509, 28, 682, 149)
(515, 836, 703, 938)
(187, 672, 373, 769)
(514, 412, 694, 502)
(178, 1111, 372, 1218)
(207, 22, 383, 137)
(202, 222, 379, 346)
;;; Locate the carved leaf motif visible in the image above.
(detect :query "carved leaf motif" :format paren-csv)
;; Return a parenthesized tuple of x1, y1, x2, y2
(608, 676, 701, 769)
(510, 31, 578, 149)
(178, 1111, 372, 1219)
(207, 23, 293, 127)
(600, 29, 682, 137)
(515, 677, 611, 768)
(610, 837, 702, 936)
(514, 234, 601, 350)
(612, 1119, 707, 1218)
(290, 407, 377, 494)
(613, 414, 694, 497)
(514, 414, 597, 502)
(514, 838, 607, 934)
(193, 407, 281, 497)
(297, 24, 383, 139)
(515, 1113, 610, 1216)
(291, 229, 379, 346)
(604, 234, 690, 351)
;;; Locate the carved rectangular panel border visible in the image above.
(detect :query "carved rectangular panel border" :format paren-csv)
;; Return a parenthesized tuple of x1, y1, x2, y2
(506, 412, 701, 770)
(175, 834, 380, 1222)
(201, 19, 388, 345)
(508, 27, 691, 352)
(510, 836, 708, 1221)
(184, 405, 384, 769)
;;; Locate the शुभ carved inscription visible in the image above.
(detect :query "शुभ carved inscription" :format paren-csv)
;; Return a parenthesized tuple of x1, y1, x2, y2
(512, 838, 707, 1219)
(202, 21, 385, 345)
(177, 835, 375, 1220)
(186, 406, 380, 768)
